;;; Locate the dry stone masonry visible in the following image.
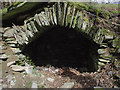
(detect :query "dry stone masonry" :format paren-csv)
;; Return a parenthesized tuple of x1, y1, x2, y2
(0, 2, 120, 71)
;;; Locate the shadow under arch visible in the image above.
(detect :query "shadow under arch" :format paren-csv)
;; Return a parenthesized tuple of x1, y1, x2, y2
(22, 25, 100, 72)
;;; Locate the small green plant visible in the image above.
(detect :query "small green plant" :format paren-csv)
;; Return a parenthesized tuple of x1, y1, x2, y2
(25, 81, 32, 88)
(16, 56, 35, 67)
(23, 71, 27, 75)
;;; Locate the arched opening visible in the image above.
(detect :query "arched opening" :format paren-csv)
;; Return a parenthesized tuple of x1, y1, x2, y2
(22, 25, 100, 72)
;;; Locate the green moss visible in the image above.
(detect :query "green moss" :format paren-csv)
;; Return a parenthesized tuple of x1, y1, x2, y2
(69, 2, 112, 20)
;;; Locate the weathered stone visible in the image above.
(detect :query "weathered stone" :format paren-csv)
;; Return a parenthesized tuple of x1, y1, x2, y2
(15, 54, 26, 59)
(98, 35, 104, 44)
(105, 35, 113, 40)
(82, 21, 87, 31)
(39, 12, 50, 26)
(34, 14, 42, 26)
(98, 62, 105, 66)
(69, 5, 75, 28)
(3, 28, 14, 38)
(98, 49, 107, 54)
(52, 5, 57, 25)
(25, 66, 33, 74)
(47, 78, 54, 82)
(44, 8, 50, 22)
(61, 3, 67, 26)
(11, 48, 21, 54)
(25, 28, 33, 38)
(7, 61, 16, 67)
(0, 54, 9, 60)
(5, 38, 15, 41)
(49, 8, 55, 25)
(77, 11, 83, 29)
(99, 59, 110, 63)
(10, 65, 26, 72)
(20, 31, 29, 43)
(72, 10, 79, 28)
(27, 23, 34, 32)
(60, 82, 74, 88)
(65, 6, 71, 27)
(31, 82, 38, 88)
(8, 44, 16, 48)
(14, 34, 24, 45)
(7, 41, 17, 44)
(57, 2, 62, 25)
(30, 21, 38, 33)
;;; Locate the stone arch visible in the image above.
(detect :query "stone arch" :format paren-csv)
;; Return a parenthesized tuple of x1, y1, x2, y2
(5, 2, 117, 72)
(12, 2, 105, 45)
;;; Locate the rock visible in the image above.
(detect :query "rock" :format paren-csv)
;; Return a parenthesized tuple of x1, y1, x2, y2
(99, 59, 110, 63)
(65, 7, 71, 27)
(25, 66, 33, 74)
(10, 65, 26, 72)
(47, 78, 54, 82)
(0, 54, 9, 60)
(69, 5, 75, 28)
(10, 80, 16, 87)
(82, 21, 87, 30)
(30, 21, 38, 33)
(5, 38, 15, 41)
(7, 41, 17, 44)
(60, 82, 74, 88)
(7, 61, 16, 67)
(31, 82, 38, 88)
(3, 28, 14, 38)
(11, 48, 21, 54)
(98, 62, 105, 66)
(98, 49, 106, 54)
(100, 44, 107, 48)
(105, 35, 113, 40)
(34, 14, 42, 26)
(8, 44, 17, 48)
(16, 54, 26, 59)
(52, 69, 59, 73)
(52, 5, 57, 25)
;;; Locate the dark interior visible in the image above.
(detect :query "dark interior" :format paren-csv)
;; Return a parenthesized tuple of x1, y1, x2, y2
(22, 26, 99, 72)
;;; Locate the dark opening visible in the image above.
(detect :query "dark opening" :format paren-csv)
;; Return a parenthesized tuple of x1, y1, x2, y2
(22, 26, 99, 72)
